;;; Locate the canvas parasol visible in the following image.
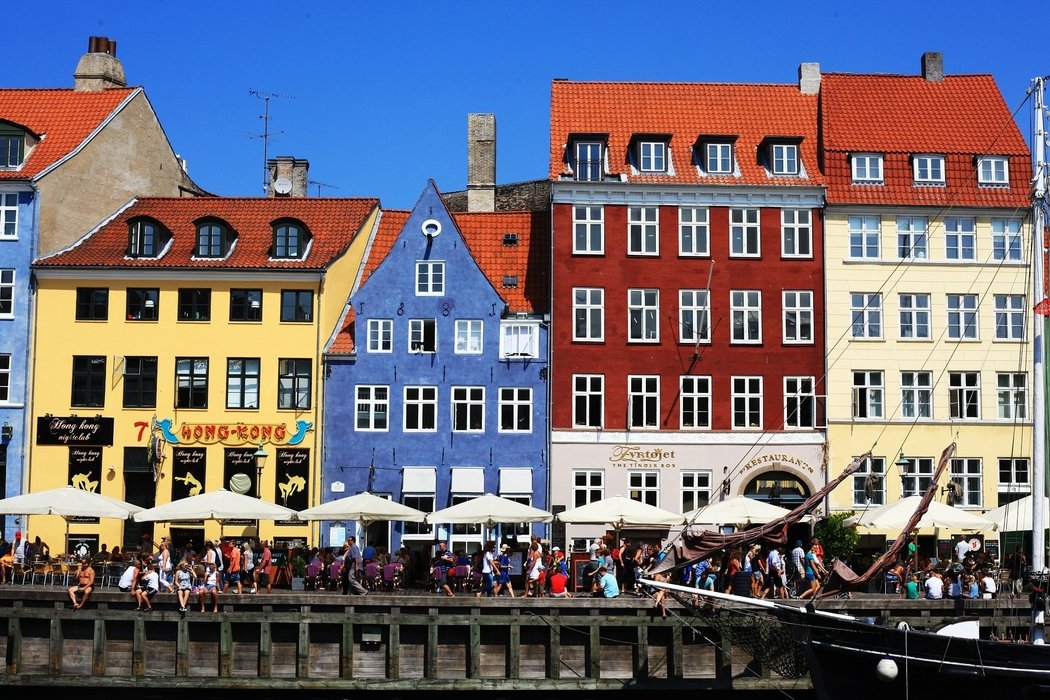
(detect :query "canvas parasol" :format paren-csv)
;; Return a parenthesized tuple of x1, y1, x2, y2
(0, 485, 144, 553)
(557, 495, 684, 547)
(296, 491, 427, 545)
(844, 495, 996, 532)
(982, 495, 1050, 532)
(684, 495, 798, 527)
(426, 493, 554, 529)
(132, 488, 297, 523)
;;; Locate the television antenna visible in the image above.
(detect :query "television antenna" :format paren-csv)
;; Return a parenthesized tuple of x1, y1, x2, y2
(248, 89, 295, 194)
(309, 180, 340, 197)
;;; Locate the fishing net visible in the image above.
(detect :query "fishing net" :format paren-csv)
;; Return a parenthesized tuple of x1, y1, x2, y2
(688, 598, 809, 679)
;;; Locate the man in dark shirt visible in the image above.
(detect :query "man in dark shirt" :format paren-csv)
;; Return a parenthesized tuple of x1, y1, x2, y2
(432, 542, 455, 596)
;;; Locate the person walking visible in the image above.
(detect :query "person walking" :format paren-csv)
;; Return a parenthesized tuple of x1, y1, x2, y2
(799, 543, 827, 600)
(476, 541, 497, 597)
(494, 544, 515, 597)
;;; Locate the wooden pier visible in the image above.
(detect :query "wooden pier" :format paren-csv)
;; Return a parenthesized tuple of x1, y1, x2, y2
(0, 586, 1036, 691)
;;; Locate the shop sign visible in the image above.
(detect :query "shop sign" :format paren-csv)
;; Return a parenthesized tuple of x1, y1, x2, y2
(740, 453, 814, 474)
(609, 445, 677, 469)
(36, 416, 114, 446)
(154, 417, 312, 447)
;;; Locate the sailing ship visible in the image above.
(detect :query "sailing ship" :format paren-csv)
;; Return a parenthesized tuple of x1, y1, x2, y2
(646, 74, 1050, 699)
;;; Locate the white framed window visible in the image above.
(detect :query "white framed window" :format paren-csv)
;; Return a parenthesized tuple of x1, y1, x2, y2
(573, 287, 604, 341)
(454, 319, 483, 354)
(900, 371, 932, 419)
(996, 372, 1027, 420)
(730, 208, 760, 257)
(850, 293, 882, 339)
(574, 141, 604, 182)
(355, 385, 389, 431)
(898, 293, 931, 339)
(848, 214, 880, 258)
(944, 218, 976, 260)
(853, 455, 886, 506)
(901, 457, 934, 497)
(851, 154, 884, 183)
(681, 471, 712, 513)
(999, 458, 1030, 493)
(949, 371, 981, 419)
(451, 386, 485, 432)
(501, 322, 538, 358)
(628, 206, 659, 255)
(679, 290, 710, 343)
(782, 290, 813, 343)
(401, 491, 435, 538)
(0, 192, 17, 238)
(415, 260, 445, 295)
(572, 469, 604, 507)
(573, 374, 603, 428)
(679, 206, 709, 256)
(731, 290, 761, 344)
(705, 143, 733, 174)
(367, 319, 392, 353)
(978, 156, 1009, 186)
(732, 376, 763, 429)
(628, 375, 659, 428)
(913, 154, 945, 185)
(994, 294, 1025, 340)
(573, 204, 604, 254)
(781, 209, 811, 257)
(628, 288, 659, 342)
(0, 269, 13, 318)
(403, 385, 437, 431)
(680, 375, 711, 429)
(498, 387, 532, 432)
(852, 370, 883, 419)
(629, 470, 660, 506)
(771, 143, 799, 175)
(947, 294, 979, 340)
(897, 217, 928, 259)
(950, 458, 983, 507)
(784, 376, 815, 429)
(992, 218, 1023, 261)
(638, 141, 666, 172)
(408, 318, 437, 353)
(0, 354, 9, 402)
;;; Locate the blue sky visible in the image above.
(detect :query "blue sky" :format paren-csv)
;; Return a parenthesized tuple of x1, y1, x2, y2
(15, 1, 1047, 210)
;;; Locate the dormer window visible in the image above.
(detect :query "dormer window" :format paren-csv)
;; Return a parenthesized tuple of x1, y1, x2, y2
(273, 221, 309, 259)
(851, 153, 884, 183)
(761, 138, 803, 176)
(630, 135, 669, 173)
(571, 137, 605, 181)
(913, 155, 945, 186)
(977, 156, 1009, 186)
(195, 220, 232, 258)
(697, 137, 736, 175)
(128, 218, 168, 258)
(0, 125, 24, 169)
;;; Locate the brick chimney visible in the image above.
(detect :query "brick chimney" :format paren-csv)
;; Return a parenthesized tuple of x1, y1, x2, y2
(73, 36, 127, 92)
(798, 62, 821, 95)
(267, 156, 309, 197)
(921, 52, 944, 82)
(467, 113, 496, 212)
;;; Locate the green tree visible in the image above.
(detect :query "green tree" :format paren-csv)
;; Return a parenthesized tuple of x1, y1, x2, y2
(814, 511, 859, 562)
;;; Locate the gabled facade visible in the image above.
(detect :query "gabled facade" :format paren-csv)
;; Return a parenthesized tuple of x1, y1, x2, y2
(0, 37, 202, 539)
(30, 194, 379, 554)
(322, 181, 550, 554)
(819, 54, 1034, 534)
(549, 76, 826, 547)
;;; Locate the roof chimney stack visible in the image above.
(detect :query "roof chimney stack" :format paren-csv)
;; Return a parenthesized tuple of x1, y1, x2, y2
(798, 62, 821, 95)
(267, 156, 309, 197)
(73, 36, 126, 92)
(467, 113, 496, 212)
(921, 52, 944, 82)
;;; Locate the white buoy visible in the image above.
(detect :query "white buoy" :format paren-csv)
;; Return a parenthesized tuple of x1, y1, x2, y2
(875, 657, 899, 682)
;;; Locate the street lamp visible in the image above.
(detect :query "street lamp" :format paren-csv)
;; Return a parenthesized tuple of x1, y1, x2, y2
(895, 450, 910, 496)
(253, 443, 268, 498)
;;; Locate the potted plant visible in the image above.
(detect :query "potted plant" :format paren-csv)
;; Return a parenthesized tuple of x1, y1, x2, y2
(290, 551, 307, 591)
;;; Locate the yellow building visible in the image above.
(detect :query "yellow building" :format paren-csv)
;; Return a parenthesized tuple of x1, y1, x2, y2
(818, 59, 1034, 551)
(29, 180, 378, 556)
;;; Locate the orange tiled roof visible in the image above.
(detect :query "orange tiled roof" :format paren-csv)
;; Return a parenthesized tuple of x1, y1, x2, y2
(328, 208, 550, 355)
(820, 73, 1030, 207)
(0, 87, 138, 180)
(549, 80, 821, 186)
(35, 196, 379, 270)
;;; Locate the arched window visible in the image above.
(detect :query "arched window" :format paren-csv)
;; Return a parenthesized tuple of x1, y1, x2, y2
(128, 219, 161, 257)
(196, 221, 229, 258)
(743, 470, 811, 508)
(273, 221, 308, 259)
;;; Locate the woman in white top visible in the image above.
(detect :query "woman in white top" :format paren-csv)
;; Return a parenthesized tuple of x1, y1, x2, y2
(981, 571, 997, 599)
(242, 541, 255, 593)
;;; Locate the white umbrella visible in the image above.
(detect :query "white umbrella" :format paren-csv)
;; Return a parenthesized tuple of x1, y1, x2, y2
(557, 495, 684, 529)
(683, 496, 795, 527)
(983, 495, 1050, 532)
(844, 495, 997, 531)
(297, 491, 426, 525)
(427, 493, 554, 528)
(0, 485, 143, 520)
(132, 488, 297, 522)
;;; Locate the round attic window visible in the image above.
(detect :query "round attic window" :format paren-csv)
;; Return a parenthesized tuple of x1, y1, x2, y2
(421, 219, 442, 237)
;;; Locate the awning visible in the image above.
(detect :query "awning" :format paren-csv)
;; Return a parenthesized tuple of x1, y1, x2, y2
(402, 467, 436, 494)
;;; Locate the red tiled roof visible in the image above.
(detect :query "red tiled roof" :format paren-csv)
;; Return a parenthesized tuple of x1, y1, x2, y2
(549, 80, 821, 186)
(328, 208, 550, 355)
(0, 87, 137, 180)
(35, 196, 379, 270)
(820, 73, 1030, 207)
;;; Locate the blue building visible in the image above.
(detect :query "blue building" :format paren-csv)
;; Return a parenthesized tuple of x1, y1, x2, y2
(322, 182, 550, 556)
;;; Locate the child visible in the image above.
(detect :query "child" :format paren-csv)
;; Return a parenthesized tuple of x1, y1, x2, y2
(198, 562, 220, 613)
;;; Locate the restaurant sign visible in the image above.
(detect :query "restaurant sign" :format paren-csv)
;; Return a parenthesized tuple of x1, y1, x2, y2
(36, 416, 114, 446)
(155, 417, 312, 447)
(608, 445, 677, 469)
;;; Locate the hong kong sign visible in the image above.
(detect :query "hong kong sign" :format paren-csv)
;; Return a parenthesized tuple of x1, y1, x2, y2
(36, 416, 114, 446)
(155, 418, 313, 446)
